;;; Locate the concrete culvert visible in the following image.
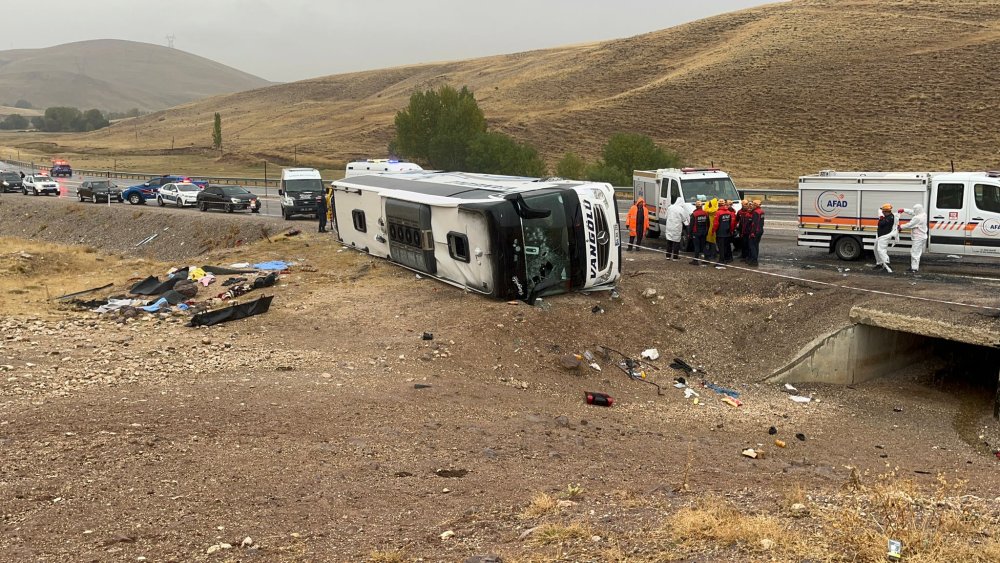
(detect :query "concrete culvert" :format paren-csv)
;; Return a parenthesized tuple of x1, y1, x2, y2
(768, 306, 1000, 420)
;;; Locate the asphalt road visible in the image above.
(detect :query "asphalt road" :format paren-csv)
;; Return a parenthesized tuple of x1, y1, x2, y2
(4, 163, 1000, 282)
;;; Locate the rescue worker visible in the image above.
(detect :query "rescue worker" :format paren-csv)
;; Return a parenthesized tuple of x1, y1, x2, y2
(737, 199, 752, 259)
(898, 203, 927, 273)
(713, 201, 737, 263)
(747, 199, 765, 267)
(689, 200, 710, 265)
(873, 203, 896, 273)
(704, 198, 719, 260)
(664, 197, 690, 260)
(325, 186, 335, 231)
(626, 197, 649, 251)
(317, 188, 328, 233)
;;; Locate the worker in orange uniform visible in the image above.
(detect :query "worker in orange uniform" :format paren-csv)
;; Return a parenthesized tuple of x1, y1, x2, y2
(626, 197, 649, 251)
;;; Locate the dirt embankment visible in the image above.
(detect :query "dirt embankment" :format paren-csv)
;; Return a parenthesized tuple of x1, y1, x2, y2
(1, 199, 999, 560)
(0, 195, 284, 261)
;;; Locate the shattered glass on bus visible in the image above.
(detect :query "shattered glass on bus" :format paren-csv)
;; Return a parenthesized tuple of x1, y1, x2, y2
(507, 191, 574, 302)
(682, 177, 740, 203)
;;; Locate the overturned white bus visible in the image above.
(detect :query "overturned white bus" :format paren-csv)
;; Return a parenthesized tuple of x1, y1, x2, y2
(331, 171, 622, 302)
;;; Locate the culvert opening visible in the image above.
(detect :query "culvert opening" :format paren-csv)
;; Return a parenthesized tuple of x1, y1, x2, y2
(769, 324, 1000, 419)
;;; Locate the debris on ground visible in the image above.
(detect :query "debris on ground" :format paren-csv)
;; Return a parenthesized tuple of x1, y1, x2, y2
(585, 392, 614, 407)
(641, 348, 660, 361)
(641, 288, 657, 299)
(789, 395, 812, 403)
(742, 448, 758, 459)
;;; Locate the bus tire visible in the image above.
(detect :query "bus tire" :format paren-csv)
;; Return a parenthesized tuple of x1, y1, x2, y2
(834, 236, 863, 261)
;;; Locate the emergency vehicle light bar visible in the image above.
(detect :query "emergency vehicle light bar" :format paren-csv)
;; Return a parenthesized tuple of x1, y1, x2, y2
(680, 167, 720, 173)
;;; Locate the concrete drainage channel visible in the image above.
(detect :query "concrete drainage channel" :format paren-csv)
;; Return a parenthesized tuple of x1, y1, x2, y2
(768, 306, 1000, 419)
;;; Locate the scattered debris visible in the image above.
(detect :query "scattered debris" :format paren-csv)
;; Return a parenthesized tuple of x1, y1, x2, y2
(783, 383, 798, 394)
(789, 395, 812, 403)
(135, 233, 159, 247)
(887, 539, 903, 560)
(585, 391, 614, 407)
(893, 406, 904, 413)
(704, 381, 740, 399)
(422, 332, 434, 340)
(53, 283, 114, 301)
(640, 348, 660, 361)
(775, 439, 787, 448)
(741, 448, 758, 459)
(435, 468, 468, 478)
(589, 362, 602, 372)
(188, 295, 274, 327)
(591, 305, 604, 314)
(414, 384, 432, 390)
(795, 433, 807, 442)
(440, 530, 455, 540)
(668, 322, 686, 333)
(641, 288, 657, 299)
(683, 388, 699, 399)
(768, 426, 778, 435)
(721, 397, 742, 408)
(559, 354, 583, 370)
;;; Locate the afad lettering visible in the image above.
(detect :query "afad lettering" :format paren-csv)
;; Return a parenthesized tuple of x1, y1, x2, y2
(982, 218, 1000, 236)
(816, 191, 849, 218)
(583, 200, 599, 279)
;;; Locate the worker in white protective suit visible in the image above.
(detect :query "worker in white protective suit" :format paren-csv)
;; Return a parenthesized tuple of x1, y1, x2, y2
(898, 203, 928, 273)
(873, 203, 898, 273)
(664, 197, 690, 260)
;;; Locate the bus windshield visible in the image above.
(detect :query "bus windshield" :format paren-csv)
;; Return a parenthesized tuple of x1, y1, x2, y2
(681, 177, 739, 203)
(518, 192, 573, 299)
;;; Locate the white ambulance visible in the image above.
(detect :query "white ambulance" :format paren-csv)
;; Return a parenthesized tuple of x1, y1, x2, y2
(331, 171, 621, 303)
(632, 168, 742, 238)
(279, 167, 325, 220)
(798, 170, 1000, 260)
(345, 159, 423, 177)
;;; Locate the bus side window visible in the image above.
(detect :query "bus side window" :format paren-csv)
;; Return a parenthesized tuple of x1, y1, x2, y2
(352, 210, 367, 232)
(659, 180, 668, 199)
(936, 183, 964, 209)
(447, 232, 470, 263)
(671, 179, 681, 202)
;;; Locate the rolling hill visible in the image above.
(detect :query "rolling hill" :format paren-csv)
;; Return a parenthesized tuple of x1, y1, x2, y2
(0, 40, 271, 112)
(55, 1, 1000, 183)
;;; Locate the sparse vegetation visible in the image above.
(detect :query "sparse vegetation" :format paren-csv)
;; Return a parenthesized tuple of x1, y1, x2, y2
(520, 492, 559, 519)
(555, 152, 586, 180)
(530, 523, 591, 546)
(212, 112, 223, 151)
(0, 114, 29, 130)
(28, 106, 109, 132)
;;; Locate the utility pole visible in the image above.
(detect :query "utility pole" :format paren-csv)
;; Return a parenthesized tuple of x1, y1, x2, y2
(264, 160, 268, 198)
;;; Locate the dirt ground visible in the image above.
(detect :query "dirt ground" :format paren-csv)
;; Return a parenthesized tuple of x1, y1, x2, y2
(1, 201, 999, 561)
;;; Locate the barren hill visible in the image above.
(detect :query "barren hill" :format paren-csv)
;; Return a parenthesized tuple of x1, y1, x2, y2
(0, 40, 271, 112)
(64, 1, 1000, 184)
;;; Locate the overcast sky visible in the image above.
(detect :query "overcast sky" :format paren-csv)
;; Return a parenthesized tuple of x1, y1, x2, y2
(7, 1, 778, 82)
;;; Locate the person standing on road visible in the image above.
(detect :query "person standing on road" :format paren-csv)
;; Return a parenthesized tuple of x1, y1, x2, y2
(713, 201, 737, 264)
(737, 200, 752, 260)
(747, 200, 765, 267)
(325, 186, 336, 231)
(704, 198, 719, 261)
(317, 189, 328, 233)
(626, 197, 649, 251)
(873, 204, 897, 273)
(689, 200, 709, 265)
(898, 203, 928, 273)
(664, 197, 690, 260)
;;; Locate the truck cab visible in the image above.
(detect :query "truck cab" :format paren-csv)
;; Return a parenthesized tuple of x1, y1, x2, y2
(927, 172, 1000, 257)
(633, 168, 741, 238)
(279, 168, 325, 220)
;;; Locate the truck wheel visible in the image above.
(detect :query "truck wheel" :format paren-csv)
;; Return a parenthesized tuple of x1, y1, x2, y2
(128, 193, 142, 205)
(834, 236, 863, 261)
(283, 209, 291, 220)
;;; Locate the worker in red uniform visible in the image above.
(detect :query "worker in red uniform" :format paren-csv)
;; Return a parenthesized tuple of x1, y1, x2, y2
(747, 200, 765, 267)
(713, 201, 737, 264)
(626, 197, 649, 251)
(736, 200, 752, 260)
(689, 200, 710, 265)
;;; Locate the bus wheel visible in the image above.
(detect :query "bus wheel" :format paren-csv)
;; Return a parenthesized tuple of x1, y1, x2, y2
(835, 236, 863, 261)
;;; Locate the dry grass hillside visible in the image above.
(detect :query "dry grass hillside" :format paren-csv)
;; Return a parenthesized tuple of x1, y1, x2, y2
(49, 0, 1000, 184)
(0, 40, 272, 112)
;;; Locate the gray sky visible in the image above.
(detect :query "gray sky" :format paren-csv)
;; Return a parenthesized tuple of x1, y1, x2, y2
(9, 1, 778, 82)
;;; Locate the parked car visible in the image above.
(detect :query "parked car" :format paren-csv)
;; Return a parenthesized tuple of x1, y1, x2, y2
(0, 171, 22, 193)
(77, 180, 123, 203)
(50, 161, 72, 177)
(123, 175, 208, 205)
(22, 174, 60, 196)
(196, 185, 261, 213)
(157, 182, 201, 207)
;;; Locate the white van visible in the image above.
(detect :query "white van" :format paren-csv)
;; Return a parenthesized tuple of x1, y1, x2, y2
(798, 170, 1000, 260)
(345, 159, 423, 177)
(633, 168, 742, 238)
(279, 168, 325, 220)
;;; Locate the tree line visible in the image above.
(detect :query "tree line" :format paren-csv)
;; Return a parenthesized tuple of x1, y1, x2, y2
(0, 106, 144, 132)
(391, 85, 680, 183)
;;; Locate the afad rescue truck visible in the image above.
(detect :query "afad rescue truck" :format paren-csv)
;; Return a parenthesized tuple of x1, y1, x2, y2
(331, 171, 621, 303)
(632, 168, 742, 239)
(798, 170, 1000, 260)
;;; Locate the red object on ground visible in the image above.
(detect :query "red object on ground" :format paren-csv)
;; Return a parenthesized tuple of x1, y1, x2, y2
(585, 392, 614, 407)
